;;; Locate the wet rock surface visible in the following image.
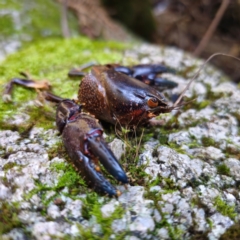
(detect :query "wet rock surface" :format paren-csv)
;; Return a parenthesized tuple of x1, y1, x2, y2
(1, 43, 240, 239)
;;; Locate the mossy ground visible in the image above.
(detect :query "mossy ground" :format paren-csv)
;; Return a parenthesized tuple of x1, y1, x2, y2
(0, 38, 132, 237)
(0, 37, 127, 129)
(0, 201, 23, 234)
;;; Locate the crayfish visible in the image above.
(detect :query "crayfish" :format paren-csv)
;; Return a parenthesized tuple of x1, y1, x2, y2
(4, 63, 191, 197)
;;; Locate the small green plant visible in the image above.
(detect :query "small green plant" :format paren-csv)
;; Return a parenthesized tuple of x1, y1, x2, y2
(217, 164, 230, 176)
(25, 161, 88, 207)
(0, 201, 23, 234)
(214, 196, 237, 220)
(206, 218, 213, 229)
(201, 136, 216, 147)
(50, 162, 87, 193)
(168, 142, 186, 154)
(79, 193, 127, 239)
(145, 189, 183, 240)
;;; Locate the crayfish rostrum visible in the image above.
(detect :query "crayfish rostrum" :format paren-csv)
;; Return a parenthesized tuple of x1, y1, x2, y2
(4, 63, 186, 197)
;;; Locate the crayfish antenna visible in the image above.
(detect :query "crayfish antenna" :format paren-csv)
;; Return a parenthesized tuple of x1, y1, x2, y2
(172, 53, 240, 109)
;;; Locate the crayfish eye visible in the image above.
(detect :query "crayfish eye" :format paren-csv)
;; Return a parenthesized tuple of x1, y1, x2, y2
(147, 98, 158, 108)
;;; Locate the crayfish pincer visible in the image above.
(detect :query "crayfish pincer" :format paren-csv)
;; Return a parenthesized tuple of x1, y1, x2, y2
(56, 99, 128, 197)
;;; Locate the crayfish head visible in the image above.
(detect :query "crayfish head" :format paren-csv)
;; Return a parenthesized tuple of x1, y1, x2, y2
(141, 92, 172, 119)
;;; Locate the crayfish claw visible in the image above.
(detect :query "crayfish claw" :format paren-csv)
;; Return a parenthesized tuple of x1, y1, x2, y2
(87, 135, 128, 184)
(76, 151, 119, 197)
(57, 100, 128, 197)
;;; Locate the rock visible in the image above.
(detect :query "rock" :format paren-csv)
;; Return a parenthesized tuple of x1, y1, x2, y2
(112, 218, 128, 234)
(101, 199, 118, 218)
(109, 138, 126, 160)
(129, 216, 155, 232)
(224, 158, 240, 181)
(2, 228, 28, 240)
(192, 208, 207, 232)
(208, 213, 234, 240)
(47, 204, 61, 219)
(157, 228, 169, 239)
(0, 184, 11, 200)
(32, 222, 65, 240)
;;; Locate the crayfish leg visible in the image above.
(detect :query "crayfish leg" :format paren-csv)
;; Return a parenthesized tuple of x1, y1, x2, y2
(114, 64, 178, 91)
(3, 77, 51, 102)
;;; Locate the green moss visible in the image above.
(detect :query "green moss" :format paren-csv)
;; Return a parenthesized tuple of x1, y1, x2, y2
(191, 197, 209, 211)
(182, 94, 211, 111)
(145, 190, 183, 240)
(188, 174, 211, 189)
(127, 160, 148, 186)
(217, 164, 230, 176)
(79, 193, 127, 239)
(148, 175, 178, 193)
(145, 177, 183, 238)
(0, 14, 14, 37)
(163, 114, 180, 129)
(2, 161, 17, 171)
(196, 100, 211, 110)
(0, 38, 127, 129)
(214, 196, 237, 220)
(50, 161, 87, 194)
(25, 161, 88, 207)
(47, 142, 64, 160)
(206, 218, 213, 229)
(117, 129, 149, 186)
(205, 84, 232, 101)
(201, 136, 216, 147)
(158, 132, 169, 145)
(168, 142, 186, 155)
(0, 201, 23, 234)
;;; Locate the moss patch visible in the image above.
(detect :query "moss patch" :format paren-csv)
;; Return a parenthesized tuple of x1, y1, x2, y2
(0, 201, 23, 234)
(214, 196, 237, 220)
(201, 136, 216, 147)
(217, 164, 230, 176)
(79, 193, 127, 239)
(0, 38, 128, 129)
(50, 161, 87, 195)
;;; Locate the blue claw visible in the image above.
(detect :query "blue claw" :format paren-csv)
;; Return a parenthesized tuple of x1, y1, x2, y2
(87, 135, 128, 184)
(76, 152, 119, 197)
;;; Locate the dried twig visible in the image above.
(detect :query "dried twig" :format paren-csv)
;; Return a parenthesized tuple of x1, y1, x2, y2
(193, 0, 230, 56)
